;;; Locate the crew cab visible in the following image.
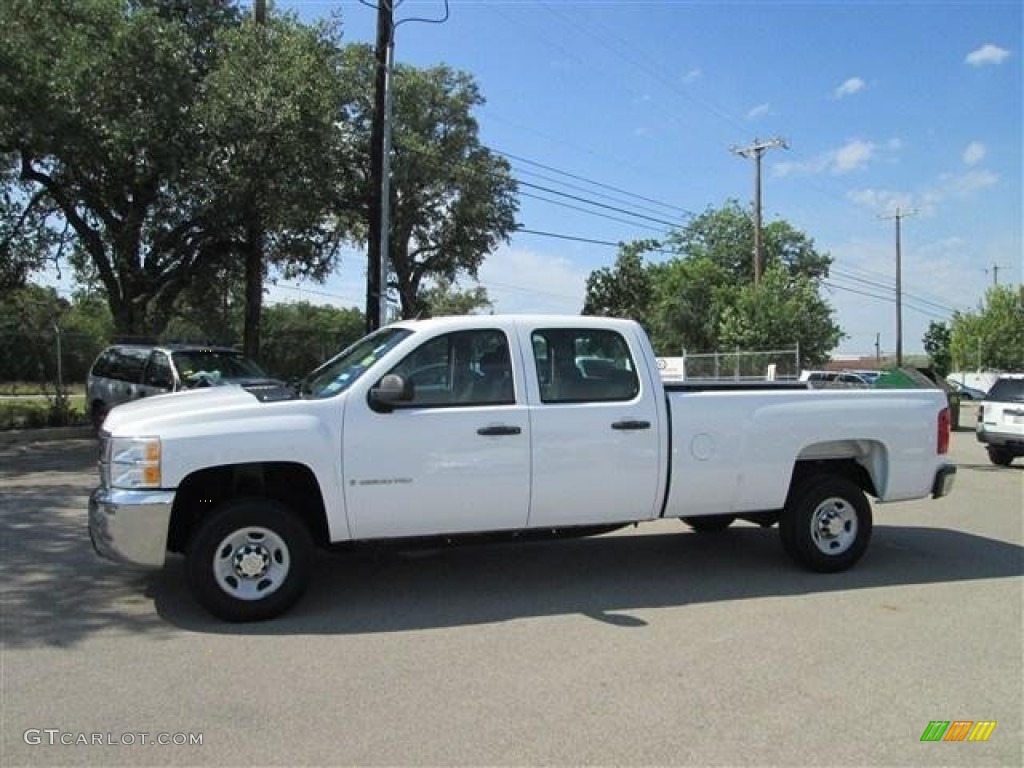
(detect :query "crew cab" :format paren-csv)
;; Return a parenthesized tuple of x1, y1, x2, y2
(89, 316, 956, 621)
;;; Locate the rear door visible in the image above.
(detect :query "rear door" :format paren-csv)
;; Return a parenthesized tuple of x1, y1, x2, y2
(525, 324, 663, 527)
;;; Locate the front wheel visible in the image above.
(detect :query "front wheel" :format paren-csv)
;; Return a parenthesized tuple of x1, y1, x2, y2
(187, 498, 314, 622)
(780, 475, 872, 573)
(987, 446, 1014, 467)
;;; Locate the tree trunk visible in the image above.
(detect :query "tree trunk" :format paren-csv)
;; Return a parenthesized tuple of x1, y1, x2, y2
(242, 219, 263, 360)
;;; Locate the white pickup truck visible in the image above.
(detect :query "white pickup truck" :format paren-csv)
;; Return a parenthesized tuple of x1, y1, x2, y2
(89, 315, 956, 621)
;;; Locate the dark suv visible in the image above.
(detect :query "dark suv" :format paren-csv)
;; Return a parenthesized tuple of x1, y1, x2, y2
(87, 344, 280, 429)
(976, 374, 1024, 466)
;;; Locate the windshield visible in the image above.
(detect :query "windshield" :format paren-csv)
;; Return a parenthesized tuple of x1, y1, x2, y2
(172, 350, 267, 383)
(302, 327, 412, 399)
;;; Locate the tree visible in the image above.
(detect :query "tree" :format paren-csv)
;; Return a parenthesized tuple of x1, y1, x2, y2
(419, 278, 493, 317)
(582, 239, 657, 324)
(260, 302, 364, 379)
(340, 45, 519, 319)
(950, 285, 1024, 371)
(923, 321, 952, 377)
(718, 264, 842, 365)
(198, 13, 357, 358)
(1, 1, 356, 348)
(582, 201, 841, 361)
(1, 0, 243, 337)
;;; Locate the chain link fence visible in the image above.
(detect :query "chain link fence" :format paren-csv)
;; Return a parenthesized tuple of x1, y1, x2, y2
(662, 346, 802, 382)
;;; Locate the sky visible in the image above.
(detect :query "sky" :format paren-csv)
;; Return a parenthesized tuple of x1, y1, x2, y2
(266, 1, 1019, 354)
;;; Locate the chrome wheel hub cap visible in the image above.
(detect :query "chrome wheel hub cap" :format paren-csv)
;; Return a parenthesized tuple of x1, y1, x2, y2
(212, 527, 290, 601)
(810, 497, 858, 555)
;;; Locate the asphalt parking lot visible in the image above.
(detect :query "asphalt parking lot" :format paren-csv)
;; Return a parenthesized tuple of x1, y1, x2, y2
(1, 417, 1021, 767)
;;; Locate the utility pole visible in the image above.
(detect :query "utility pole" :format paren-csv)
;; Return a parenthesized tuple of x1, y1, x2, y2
(879, 207, 917, 367)
(731, 137, 788, 285)
(365, 0, 393, 334)
(987, 264, 1003, 287)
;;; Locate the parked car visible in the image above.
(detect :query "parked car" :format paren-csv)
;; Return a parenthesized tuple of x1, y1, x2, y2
(976, 374, 1024, 466)
(799, 370, 871, 387)
(87, 344, 281, 430)
(947, 379, 987, 401)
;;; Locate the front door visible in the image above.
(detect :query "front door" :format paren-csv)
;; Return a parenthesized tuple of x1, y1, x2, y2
(342, 328, 531, 539)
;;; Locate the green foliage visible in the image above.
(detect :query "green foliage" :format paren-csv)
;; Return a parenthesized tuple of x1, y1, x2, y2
(420, 278, 493, 317)
(259, 302, 364, 380)
(582, 239, 657, 324)
(950, 285, 1024, 371)
(1, 1, 355, 340)
(583, 202, 841, 363)
(923, 321, 952, 377)
(718, 264, 842, 364)
(340, 45, 519, 319)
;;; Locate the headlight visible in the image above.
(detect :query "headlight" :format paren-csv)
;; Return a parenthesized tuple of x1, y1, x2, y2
(108, 437, 162, 489)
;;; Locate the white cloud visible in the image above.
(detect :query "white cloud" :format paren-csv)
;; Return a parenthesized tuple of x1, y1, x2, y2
(681, 68, 702, 84)
(478, 246, 588, 315)
(940, 169, 999, 198)
(965, 44, 1010, 66)
(962, 141, 986, 166)
(833, 77, 866, 99)
(774, 138, 880, 178)
(833, 139, 875, 173)
(746, 103, 772, 120)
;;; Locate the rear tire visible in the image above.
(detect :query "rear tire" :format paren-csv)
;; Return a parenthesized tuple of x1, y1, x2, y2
(780, 475, 871, 573)
(987, 446, 1014, 467)
(187, 497, 313, 622)
(682, 515, 735, 533)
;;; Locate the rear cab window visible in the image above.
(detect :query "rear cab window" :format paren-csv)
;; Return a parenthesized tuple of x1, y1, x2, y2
(531, 328, 639, 403)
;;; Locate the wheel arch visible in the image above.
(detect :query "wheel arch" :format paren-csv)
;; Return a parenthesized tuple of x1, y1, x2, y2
(791, 439, 885, 500)
(168, 462, 329, 552)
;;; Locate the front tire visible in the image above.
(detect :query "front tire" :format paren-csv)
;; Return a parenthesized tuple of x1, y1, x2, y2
(780, 475, 872, 573)
(987, 446, 1014, 467)
(187, 497, 313, 622)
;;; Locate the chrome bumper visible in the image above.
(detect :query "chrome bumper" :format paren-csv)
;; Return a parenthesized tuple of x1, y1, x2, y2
(88, 487, 175, 567)
(931, 464, 957, 499)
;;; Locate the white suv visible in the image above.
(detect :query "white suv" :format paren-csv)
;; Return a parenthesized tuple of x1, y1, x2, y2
(976, 374, 1024, 466)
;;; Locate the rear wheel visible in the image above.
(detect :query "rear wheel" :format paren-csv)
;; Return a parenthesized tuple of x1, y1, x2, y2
(682, 515, 735, 533)
(780, 475, 871, 573)
(187, 497, 313, 622)
(987, 446, 1014, 467)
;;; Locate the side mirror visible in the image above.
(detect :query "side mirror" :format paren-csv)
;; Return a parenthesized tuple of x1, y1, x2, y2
(368, 374, 413, 412)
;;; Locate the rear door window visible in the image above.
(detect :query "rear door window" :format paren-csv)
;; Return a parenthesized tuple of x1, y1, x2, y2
(531, 328, 639, 403)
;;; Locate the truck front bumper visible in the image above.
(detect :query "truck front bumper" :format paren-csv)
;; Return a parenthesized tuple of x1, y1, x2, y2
(88, 487, 175, 567)
(931, 464, 957, 499)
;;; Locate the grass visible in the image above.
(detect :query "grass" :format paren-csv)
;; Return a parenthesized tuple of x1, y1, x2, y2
(0, 393, 88, 430)
(0, 382, 87, 397)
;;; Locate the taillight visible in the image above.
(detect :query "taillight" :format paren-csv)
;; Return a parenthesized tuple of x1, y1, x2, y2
(937, 407, 950, 454)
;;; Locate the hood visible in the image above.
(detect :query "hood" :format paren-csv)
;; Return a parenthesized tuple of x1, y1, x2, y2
(102, 385, 279, 436)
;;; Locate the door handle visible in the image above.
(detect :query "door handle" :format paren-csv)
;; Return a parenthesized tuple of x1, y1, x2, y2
(477, 425, 522, 436)
(611, 419, 650, 430)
